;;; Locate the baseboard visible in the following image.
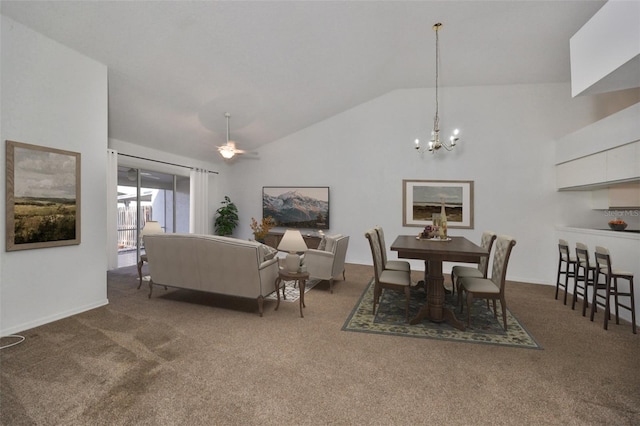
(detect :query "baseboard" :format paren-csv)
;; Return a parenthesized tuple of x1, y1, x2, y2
(0, 298, 109, 337)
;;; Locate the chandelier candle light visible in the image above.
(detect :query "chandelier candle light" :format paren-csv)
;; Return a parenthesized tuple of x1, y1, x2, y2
(414, 22, 461, 154)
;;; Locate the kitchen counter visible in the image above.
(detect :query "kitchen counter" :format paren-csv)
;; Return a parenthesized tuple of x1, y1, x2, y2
(557, 226, 640, 240)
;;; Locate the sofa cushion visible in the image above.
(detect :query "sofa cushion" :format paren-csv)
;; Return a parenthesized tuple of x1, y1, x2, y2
(317, 236, 327, 251)
(260, 244, 278, 261)
(324, 234, 343, 253)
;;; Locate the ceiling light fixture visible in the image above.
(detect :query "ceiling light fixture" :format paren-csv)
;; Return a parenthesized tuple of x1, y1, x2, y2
(414, 22, 460, 155)
(219, 112, 237, 160)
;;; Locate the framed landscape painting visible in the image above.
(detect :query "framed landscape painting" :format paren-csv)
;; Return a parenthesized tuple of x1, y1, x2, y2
(402, 179, 474, 229)
(5, 140, 81, 251)
(262, 186, 329, 230)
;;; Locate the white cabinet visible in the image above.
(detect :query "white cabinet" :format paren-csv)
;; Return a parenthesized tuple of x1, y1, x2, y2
(607, 142, 640, 183)
(557, 141, 640, 190)
(556, 151, 607, 189)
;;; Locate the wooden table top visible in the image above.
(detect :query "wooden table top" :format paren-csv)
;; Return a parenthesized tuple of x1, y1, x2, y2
(390, 235, 488, 263)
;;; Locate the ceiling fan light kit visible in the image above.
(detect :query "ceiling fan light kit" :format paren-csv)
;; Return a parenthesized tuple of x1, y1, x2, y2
(217, 112, 247, 160)
(414, 22, 461, 156)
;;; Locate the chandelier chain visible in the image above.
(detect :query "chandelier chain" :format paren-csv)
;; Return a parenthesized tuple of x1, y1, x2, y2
(434, 23, 440, 134)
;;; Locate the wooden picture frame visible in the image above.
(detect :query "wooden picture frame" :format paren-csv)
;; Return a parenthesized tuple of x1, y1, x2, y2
(262, 186, 330, 230)
(6, 140, 81, 251)
(402, 179, 474, 229)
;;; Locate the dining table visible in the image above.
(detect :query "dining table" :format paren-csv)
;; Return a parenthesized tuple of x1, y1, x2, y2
(390, 235, 489, 330)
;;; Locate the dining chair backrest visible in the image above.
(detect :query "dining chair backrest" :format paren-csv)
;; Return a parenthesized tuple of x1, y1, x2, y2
(478, 231, 497, 277)
(365, 229, 384, 280)
(373, 226, 389, 266)
(489, 235, 517, 290)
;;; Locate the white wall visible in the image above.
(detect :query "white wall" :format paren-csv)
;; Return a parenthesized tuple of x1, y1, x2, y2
(224, 83, 635, 286)
(1, 16, 108, 335)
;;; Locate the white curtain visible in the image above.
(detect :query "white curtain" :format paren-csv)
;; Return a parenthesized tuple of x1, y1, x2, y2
(106, 149, 119, 270)
(189, 168, 209, 234)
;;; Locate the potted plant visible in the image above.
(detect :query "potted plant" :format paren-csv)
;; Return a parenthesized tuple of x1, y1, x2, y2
(250, 216, 276, 243)
(214, 196, 239, 236)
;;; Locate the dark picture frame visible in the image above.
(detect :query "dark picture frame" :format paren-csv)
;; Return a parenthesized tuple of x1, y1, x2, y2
(6, 140, 81, 251)
(402, 179, 474, 229)
(262, 186, 329, 230)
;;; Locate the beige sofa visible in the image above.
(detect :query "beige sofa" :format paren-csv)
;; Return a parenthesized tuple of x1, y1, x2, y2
(143, 233, 279, 316)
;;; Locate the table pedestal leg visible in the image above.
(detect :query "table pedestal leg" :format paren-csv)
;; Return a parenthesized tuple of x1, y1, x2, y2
(410, 260, 465, 331)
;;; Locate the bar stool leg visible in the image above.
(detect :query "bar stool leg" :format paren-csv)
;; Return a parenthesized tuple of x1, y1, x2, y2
(630, 277, 637, 334)
(604, 274, 612, 331)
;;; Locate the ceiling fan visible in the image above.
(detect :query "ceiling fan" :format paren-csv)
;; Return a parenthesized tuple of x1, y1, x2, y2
(217, 112, 250, 160)
(126, 168, 160, 181)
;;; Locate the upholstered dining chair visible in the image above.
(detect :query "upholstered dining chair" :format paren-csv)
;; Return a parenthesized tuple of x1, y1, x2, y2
(365, 229, 413, 322)
(374, 226, 411, 272)
(573, 242, 595, 315)
(591, 246, 636, 334)
(555, 239, 577, 305)
(451, 231, 496, 298)
(458, 235, 516, 330)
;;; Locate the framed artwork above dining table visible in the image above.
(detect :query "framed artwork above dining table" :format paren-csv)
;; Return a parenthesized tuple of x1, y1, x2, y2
(402, 179, 474, 229)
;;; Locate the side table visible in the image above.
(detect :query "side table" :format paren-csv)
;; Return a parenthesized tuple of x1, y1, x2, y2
(275, 269, 310, 318)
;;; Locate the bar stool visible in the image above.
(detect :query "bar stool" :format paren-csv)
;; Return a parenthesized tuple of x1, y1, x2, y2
(591, 246, 636, 334)
(573, 242, 595, 315)
(555, 239, 576, 305)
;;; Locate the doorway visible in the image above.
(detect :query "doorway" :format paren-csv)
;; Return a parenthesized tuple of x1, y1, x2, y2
(116, 166, 190, 268)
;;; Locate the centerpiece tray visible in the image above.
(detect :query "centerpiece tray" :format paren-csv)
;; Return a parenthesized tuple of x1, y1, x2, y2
(416, 236, 452, 242)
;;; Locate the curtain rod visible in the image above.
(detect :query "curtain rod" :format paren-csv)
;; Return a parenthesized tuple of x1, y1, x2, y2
(117, 153, 219, 174)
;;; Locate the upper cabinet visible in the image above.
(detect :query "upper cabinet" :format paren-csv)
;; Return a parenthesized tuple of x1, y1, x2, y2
(556, 140, 640, 190)
(570, 0, 640, 97)
(556, 104, 640, 190)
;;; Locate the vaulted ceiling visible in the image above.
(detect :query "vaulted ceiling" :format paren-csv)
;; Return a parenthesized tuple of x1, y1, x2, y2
(1, 1, 605, 163)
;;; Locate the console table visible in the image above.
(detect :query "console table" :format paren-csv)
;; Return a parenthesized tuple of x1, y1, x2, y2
(264, 231, 322, 250)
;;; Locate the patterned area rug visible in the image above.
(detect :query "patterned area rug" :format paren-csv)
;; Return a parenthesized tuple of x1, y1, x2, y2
(343, 279, 541, 349)
(265, 279, 321, 302)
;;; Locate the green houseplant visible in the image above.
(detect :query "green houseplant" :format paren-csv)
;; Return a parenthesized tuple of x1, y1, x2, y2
(214, 196, 239, 236)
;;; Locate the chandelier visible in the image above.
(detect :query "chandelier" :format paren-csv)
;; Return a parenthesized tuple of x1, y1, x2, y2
(414, 22, 460, 154)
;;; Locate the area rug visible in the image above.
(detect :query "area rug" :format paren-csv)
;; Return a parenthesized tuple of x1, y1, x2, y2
(265, 278, 321, 302)
(343, 279, 542, 349)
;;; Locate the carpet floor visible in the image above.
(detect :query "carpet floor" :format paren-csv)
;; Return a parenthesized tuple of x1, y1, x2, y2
(1, 263, 639, 425)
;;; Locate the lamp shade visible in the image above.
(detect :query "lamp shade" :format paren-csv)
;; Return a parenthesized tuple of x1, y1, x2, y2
(277, 230, 307, 253)
(141, 221, 163, 236)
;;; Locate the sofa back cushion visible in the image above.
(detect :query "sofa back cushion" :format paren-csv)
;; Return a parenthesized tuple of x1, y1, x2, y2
(144, 233, 270, 298)
(319, 234, 343, 253)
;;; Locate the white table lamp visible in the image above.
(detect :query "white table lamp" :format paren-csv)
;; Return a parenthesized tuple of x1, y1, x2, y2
(277, 229, 308, 273)
(141, 220, 163, 237)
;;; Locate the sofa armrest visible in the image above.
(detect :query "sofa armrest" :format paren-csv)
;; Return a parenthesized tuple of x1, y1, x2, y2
(305, 249, 335, 279)
(305, 249, 334, 259)
(259, 257, 279, 270)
